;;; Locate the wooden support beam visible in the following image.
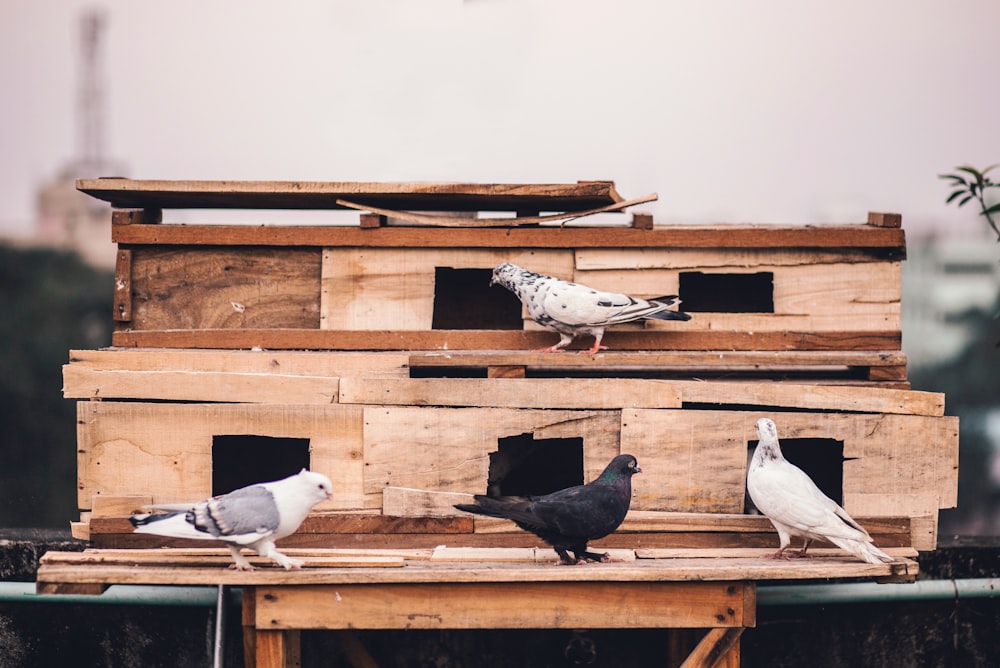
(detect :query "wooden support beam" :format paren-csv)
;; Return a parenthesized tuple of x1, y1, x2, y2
(680, 627, 745, 668)
(113, 249, 132, 322)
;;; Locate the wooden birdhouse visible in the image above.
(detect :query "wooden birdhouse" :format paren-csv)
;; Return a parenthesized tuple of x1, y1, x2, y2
(42, 179, 958, 667)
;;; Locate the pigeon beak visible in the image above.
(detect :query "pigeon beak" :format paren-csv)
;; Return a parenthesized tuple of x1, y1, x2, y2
(635, 465, 642, 474)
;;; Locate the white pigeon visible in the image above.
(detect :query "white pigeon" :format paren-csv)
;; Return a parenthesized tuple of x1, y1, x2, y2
(746, 417, 894, 565)
(129, 469, 333, 570)
(490, 262, 692, 354)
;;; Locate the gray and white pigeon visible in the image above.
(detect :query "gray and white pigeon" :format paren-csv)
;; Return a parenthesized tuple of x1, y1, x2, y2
(129, 469, 333, 570)
(454, 454, 641, 564)
(746, 418, 893, 564)
(490, 262, 691, 354)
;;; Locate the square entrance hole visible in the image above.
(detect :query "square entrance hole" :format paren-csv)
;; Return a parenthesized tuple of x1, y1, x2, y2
(745, 437, 845, 513)
(431, 267, 523, 329)
(212, 435, 311, 496)
(679, 271, 774, 312)
(485, 433, 584, 497)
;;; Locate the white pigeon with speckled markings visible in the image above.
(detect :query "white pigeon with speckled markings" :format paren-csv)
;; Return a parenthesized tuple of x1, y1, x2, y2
(490, 262, 691, 354)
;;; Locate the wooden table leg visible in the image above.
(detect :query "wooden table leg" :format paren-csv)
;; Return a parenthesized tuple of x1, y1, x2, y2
(254, 629, 302, 668)
(679, 627, 744, 668)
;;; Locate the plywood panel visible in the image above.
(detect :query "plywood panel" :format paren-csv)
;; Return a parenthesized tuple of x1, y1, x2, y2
(76, 402, 370, 511)
(362, 407, 620, 495)
(321, 248, 571, 330)
(128, 247, 322, 330)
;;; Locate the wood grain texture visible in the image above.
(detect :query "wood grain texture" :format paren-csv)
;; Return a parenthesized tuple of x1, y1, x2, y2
(110, 222, 907, 251)
(361, 406, 621, 495)
(76, 402, 370, 511)
(251, 581, 749, 630)
(338, 377, 683, 409)
(110, 329, 902, 352)
(127, 247, 322, 330)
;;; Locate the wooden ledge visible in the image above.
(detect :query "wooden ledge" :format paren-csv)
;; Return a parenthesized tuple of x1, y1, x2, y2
(36, 547, 918, 595)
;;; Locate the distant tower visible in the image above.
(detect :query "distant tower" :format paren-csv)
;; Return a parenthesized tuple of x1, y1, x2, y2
(34, 7, 123, 268)
(77, 9, 106, 172)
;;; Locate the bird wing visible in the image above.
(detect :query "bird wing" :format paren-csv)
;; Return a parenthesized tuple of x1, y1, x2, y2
(531, 484, 625, 540)
(537, 281, 671, 328)
(748, 461, 870, 542)
(189, 486, 281, 544)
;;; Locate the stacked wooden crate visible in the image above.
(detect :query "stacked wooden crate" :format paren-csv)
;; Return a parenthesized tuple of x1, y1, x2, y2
(62, 179, 956, 560)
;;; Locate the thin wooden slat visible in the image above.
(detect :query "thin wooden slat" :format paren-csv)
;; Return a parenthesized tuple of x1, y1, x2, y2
(62, 367, 341, 404)
(339, 377, 683, 409)
(110, 329, 902, 352)
(78, 178, 624, 212)
(337, 377, 938, 416)
(251, 581, 750, 630)
(111, 208, 161, 226)
(111, 222, 907, 251)
(335, 193, 656, 227)
(113, 248, 132, 322)
(35, 549, 919, 588)
(68, 348, 410, 377)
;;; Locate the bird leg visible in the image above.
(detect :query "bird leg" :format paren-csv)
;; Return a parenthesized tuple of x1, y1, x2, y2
(578, 333, 607, 355)
(785, 539, 814, 559)
(533, 333, 575, 353)
(554, 548, 581, 565)
(226, 544, 256, 571)
(257, 541, 304, 570)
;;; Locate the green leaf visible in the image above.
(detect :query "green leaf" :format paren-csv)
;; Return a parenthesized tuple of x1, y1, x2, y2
(957, 165, 985, 181)
(982, 202, 1000, 216)
(946, 189, 969, 204)
(958, 194, 975, 207)
(939, 174, 968, 185)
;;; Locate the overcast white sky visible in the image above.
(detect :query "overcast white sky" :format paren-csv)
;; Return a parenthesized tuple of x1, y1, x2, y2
(2, 0, 999, 236)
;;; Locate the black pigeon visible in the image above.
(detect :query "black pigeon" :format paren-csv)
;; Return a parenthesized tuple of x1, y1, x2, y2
(454, 454, 641, 564)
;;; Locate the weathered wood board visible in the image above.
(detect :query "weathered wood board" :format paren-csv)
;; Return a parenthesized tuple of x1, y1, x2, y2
(76, 402, 371, 512)
(124, 247, 322, 331)
(361, 407, 621, 496)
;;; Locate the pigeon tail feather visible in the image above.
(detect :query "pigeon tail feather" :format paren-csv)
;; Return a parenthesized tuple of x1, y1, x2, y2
(827, 536, 894, 564)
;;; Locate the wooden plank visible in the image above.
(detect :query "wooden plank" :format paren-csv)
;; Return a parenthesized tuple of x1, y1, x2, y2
(337, 377, 937, 416)
(576, 247, 897, 270)
(622, 410, 958, 516)
(68, 348, 409, 378)
(339, 378, 683, 409)
(362, 407, 621, 495)
(251, 581, 750, 630)
(63, 367, 341, 403)
(110, 329, 902, 352)
(408, 350, 909, 369)
(111, 208, 161, 225)
(76, 402, 371, 512)
(127, 247, 322, 330)
(35, 549, 918, 587)
(111, 222, 907, 251)
(113, 249, 132, 322)
(321, 248, 571, 330)
(78, 178, 624, 212)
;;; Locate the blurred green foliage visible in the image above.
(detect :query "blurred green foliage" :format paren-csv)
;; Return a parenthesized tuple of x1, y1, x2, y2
(939, 164, 1000, 241)
(0, 244, 113, 527)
